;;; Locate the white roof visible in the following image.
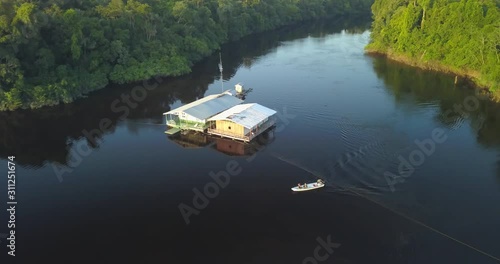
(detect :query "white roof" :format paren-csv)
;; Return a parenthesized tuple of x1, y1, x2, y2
(208, 103, 277, 129)
(163, 92, 243, 120)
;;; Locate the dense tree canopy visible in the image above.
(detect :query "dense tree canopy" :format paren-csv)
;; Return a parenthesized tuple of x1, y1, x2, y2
(0, 0, 372, 111)
(367, 0, 500, 95)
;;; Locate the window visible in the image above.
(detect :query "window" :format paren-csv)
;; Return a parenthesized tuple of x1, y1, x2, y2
(228, 126, 232, 130)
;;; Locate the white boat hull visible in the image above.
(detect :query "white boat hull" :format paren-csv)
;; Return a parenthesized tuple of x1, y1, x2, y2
(291, 182, 325, 192)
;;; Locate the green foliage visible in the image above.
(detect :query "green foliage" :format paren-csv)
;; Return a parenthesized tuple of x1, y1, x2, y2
(0, 0, 373, 111)
(368, 0, 500, 92)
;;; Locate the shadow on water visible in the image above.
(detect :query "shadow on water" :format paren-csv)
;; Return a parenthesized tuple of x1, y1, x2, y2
(167, 128, 276, 157)
(370, 56, 500, 178)
(0, 16, 371, 168)
(371, 56, 500, 146)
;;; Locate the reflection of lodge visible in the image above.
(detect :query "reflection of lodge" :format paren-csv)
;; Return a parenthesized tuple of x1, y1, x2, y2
(167, 128, 275, 156)
(168, 131, 213, 149)
(212, 129, 275, 156)
(207, 104, 277, 142)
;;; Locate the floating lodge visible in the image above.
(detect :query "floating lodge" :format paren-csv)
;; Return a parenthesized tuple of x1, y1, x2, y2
(164, 91, 242, 133)
(207, 103, 276, 142)
(164, 90, 277, 142)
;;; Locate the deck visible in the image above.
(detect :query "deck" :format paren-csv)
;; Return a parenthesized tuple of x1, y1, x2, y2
(165, 127, 181, 135)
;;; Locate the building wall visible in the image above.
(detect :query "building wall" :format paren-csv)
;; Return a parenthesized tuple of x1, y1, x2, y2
(215, 120, 245, 137)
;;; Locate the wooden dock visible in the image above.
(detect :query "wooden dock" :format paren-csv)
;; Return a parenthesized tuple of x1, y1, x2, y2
(165, 127, 181, 135)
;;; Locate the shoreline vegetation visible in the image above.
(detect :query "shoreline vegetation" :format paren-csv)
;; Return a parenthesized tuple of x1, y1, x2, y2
(366, 0, 500, 101)
(365, 48, 500, 102)
(0, 0, 373, 111)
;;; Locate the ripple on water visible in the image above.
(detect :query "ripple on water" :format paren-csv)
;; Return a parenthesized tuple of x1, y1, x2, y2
(433, 109, 469, 131)
(325, 116, 415, 194)
(299, 111, 338, 134)
(450, 116, 467, 131)
(412, 101, 442, 117)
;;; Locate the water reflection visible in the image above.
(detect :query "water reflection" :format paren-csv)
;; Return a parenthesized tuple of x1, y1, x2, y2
(371, 56, 500, 148)
(167, 128, 275, 157)
(496, 153, 500, 184)
(371, 56, 500, 181)
(168, 131, 213, 149)
(211, 128, 275, 157)
(0, 81, 191, 168)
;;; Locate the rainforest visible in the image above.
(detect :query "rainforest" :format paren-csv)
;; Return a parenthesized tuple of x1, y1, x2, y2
(0, 0, 372, 111)
(367, 0, 500, 98)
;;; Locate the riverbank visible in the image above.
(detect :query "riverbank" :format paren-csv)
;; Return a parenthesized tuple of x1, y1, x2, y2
(0, 0, 374, 112)
(365, 47, 500, 103)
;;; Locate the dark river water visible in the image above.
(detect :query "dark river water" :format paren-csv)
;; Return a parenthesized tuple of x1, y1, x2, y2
(1, 18, 500, 264)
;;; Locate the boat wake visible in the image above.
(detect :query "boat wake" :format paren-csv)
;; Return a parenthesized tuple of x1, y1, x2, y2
(330, 117, 413, 193)
(271, 115, 430, 212)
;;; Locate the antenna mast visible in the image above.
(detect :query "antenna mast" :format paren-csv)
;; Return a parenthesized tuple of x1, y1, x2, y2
(219, 52, 223, 93)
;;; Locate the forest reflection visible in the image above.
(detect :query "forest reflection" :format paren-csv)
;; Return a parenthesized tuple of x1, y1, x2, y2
(371, 57, 500, 148)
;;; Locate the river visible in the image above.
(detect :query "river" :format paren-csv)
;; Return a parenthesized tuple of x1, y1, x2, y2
(1, 17, 500, 264)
